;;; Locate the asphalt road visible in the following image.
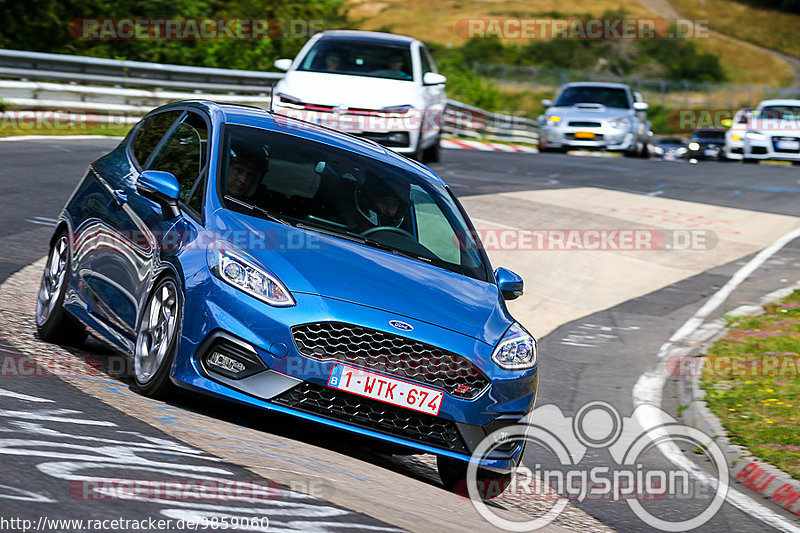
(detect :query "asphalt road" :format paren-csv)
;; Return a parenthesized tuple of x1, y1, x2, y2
(1, 137, 800, 532)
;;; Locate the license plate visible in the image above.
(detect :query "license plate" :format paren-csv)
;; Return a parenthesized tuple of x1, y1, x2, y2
(703, 149, 718, 156)
(777, 140, 800, 150)
(574, 131, 596, 139)
(327, 363, 444, 416)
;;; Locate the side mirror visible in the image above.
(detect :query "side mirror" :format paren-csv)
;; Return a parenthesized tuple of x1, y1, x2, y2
(273, 59, 292, 71)
(423, 72, 447, 85)
(495, 267, 523, 300)
(633, 101, 649, 111)
(541, 99, 553, 107)
(137, 170, 181, 219)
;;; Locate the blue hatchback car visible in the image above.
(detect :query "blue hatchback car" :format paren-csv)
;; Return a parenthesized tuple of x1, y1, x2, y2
(36, 101, 538, 490)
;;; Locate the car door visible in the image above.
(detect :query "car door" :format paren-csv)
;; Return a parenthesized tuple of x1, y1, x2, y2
(417, 44, 446, 148)
(87, 109, 209, 348)
(72, 109, 183, 350)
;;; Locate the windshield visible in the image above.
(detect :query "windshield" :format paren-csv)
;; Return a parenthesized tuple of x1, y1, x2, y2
(554, 87, 631, 109)
(297, 39, 414, 81)
(693, 130, 725, 140)
(219, 125, 488, 281)
(758, 105, 800, 119)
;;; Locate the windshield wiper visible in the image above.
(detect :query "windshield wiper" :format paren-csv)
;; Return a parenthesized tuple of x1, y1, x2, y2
(224, 195, 292, 226)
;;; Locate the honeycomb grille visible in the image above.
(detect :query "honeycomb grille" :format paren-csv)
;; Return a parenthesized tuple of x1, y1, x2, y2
(273, 382, 467, 453)
(291, 322, 490, 399)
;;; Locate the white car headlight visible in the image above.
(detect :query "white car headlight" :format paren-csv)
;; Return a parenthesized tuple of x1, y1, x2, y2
(207, 242, 295, 307)
(746, 131, 766, 141)
(688, 142, 700, 151)
(492, 323, 538, 370)
(609, 117, 631, 129)
(274, 92, 304, 109)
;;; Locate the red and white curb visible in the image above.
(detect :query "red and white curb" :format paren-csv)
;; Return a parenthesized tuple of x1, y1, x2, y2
(442, 138, 538, 153)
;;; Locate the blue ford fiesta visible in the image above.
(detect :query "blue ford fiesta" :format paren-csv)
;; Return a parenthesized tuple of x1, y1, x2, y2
(36, 101, 538, 490)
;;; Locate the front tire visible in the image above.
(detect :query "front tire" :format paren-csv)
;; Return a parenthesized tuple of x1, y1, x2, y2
(134, 277, 181, 398)
(437, 455, 512, 499)
(36, 232, 87, 346)
(422, 134, 442, 163)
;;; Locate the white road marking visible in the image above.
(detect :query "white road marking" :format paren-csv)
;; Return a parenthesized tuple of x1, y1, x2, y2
(633, 224, 800, 532)
(0, 388, 54, 403)
(469, 217, 521, 230)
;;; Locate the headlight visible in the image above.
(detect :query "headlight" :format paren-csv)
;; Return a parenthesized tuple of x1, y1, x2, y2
(380, 105, 414, 117)
(546, 115, 562, 125)
(746, 131, 766, 140)
(688, 142, 700, 151)
(207, 242, 295, 307)
(609, 117, 631, 129)
(275, 93, 304, 109)
(492, 323, 538, 370)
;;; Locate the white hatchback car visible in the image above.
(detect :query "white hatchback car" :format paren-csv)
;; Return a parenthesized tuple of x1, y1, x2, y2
(272, 30, 447, 162)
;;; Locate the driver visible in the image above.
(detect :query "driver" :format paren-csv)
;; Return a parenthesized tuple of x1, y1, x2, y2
(226, 144, 269, 201)
(356, 179, 410, 229)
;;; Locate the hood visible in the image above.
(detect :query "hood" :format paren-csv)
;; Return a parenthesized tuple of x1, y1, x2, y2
(546, 105, 634, 122)
(277, 71, 419, 109)
(208, 211, 513, 345)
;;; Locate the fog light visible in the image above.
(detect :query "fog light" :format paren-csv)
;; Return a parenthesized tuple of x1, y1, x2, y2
(387, 133, 406, 144)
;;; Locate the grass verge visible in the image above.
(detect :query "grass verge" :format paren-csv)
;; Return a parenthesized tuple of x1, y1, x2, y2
(0, 124, 132, 138)
(701, 290, 800, 480)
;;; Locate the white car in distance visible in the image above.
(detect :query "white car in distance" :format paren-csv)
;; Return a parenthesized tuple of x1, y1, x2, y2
(272, 30, 447, 162)
(742, 99, 800, 163)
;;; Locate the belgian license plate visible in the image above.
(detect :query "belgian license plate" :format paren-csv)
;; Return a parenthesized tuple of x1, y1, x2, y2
(574, 131, 596, 139)
(327, 363, 444, 416)
(777, 140, 800, 150)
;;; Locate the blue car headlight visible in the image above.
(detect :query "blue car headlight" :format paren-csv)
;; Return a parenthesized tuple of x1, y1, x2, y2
(492, 323, 538, 370)
(207, 242, 295, 307)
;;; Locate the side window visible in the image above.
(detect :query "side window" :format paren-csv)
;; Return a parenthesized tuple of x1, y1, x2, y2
(147, 112, 209, 203)
(187, 174, 206, 214)
(131, 111, 182, 168)
(411, 185, 460, 265)
(420, 46, 435, 75)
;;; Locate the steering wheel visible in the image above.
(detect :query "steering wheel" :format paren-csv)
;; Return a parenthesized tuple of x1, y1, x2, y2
(361, 226, 414, 239)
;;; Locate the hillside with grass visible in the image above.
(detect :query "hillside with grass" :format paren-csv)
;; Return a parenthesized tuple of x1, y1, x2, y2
(346, 0, 793, 86)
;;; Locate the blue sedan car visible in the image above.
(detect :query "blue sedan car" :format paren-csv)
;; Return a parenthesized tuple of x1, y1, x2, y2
(36, 101, 538, 491)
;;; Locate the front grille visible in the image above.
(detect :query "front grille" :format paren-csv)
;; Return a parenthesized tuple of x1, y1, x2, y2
(273, 381, 467, 453)
(291, 322, 490, 399)
(568, 121, 601, 127)
(565, 133, 604, 140)
(772, 136, 800, 153)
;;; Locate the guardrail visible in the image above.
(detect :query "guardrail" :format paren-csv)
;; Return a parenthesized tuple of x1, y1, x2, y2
(0, 49, 538, 145)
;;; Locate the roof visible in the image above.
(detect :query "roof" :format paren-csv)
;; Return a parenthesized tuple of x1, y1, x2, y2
(317, 30, 417, 45)
(561, 81, 632, 90)
(757, 99, 800, 107)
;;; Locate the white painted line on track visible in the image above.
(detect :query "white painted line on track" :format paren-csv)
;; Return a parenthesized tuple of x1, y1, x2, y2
(0, 135, 124, 142)
(633, 224, 800, 532)
(469, 217, 521, 230)
(0, 388, 54, 403)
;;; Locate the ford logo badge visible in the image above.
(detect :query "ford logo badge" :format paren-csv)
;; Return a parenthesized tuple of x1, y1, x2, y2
(389, 320, 413, 332)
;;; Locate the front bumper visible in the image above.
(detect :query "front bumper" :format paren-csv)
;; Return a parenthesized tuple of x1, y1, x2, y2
(273, 105, 423, 155)
(541, 123, 635, 151)
(171, 271, 538, 470)
(745, 134, 800, 161)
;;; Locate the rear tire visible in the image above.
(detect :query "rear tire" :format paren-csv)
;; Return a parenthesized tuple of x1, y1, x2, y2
(422, 135, 442, 163)
(437, 455, 512, 499)
(36, 232, 87, 346)
(134, 276, 182, 399)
